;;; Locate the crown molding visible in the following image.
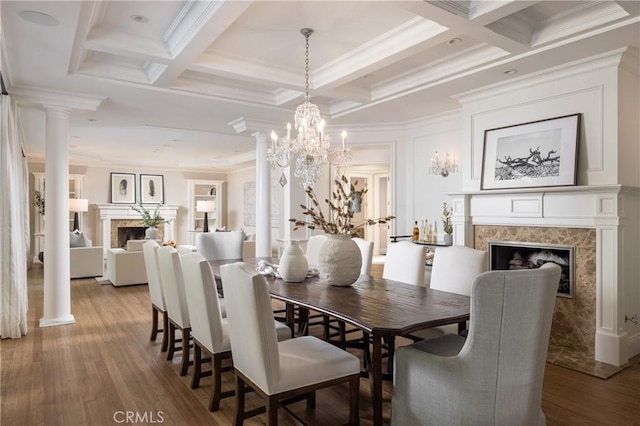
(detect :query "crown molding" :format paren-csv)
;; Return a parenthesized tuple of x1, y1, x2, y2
(10, 86, 104, 111)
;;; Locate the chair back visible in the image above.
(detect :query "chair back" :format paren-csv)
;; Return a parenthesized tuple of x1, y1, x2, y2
(430, 245, 487, 295)
(467, 263, 561, 423)
(305, 234, 328, 267)
(196, 231, 244, 261)
(181, 253, 227, 353)
(157, 246, 190, 328)
(220, 262, 280, 394)
(353, 237, 374, 275)
(142, 240, 165, 310)
(383, 241, 426, 286)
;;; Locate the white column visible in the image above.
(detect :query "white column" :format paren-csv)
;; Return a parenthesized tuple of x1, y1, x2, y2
(40, 105, 75, 327)
(254, 132, 272, 257)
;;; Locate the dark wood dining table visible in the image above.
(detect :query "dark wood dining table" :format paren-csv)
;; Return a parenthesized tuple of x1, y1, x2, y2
(209, 257, 470, 426)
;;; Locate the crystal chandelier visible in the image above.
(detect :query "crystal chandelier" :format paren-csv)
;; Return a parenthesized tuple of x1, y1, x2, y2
(268, 28, 351, 188)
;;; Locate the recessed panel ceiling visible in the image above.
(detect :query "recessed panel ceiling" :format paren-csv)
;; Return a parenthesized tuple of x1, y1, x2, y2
(100, 1, 186, 39)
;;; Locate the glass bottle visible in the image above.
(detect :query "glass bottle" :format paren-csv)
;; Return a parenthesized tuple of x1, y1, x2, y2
(424, 219, 429, 243)
(412, 220, 419, 241)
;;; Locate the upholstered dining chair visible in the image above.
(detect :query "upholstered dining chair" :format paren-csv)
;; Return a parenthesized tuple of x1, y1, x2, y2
(195, 231, 244, 262)
(142, 240, 168, 352)
(324, 237, 374, 345)
(157, 246, 192, 376)
(409, 245, 487, 340)
(180, 253, 292, 411)
(353, 237, 374, 276)
(220, 262, 360, 426)
(391, 263, 562, 426)
(383, 240, 427, 286)
(304, 234, 327, 267)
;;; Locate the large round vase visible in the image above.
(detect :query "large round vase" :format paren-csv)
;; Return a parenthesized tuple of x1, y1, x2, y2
(279, 240, 309, 283)
(319, 234, 362, 286)
(145, 226, 160, 240)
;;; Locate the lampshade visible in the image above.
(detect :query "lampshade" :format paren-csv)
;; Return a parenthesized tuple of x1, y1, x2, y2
(196, 200, 216, 213)
(69, 198, 89, 212)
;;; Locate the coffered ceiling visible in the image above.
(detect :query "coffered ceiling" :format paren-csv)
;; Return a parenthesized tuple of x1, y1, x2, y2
(2, 1, 638, 170)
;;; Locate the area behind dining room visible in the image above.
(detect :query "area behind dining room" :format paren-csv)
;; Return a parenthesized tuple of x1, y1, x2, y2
(1, 264, 639, 426)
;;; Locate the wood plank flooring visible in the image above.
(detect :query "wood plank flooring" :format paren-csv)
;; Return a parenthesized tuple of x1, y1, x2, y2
(1, 264, 639, 425)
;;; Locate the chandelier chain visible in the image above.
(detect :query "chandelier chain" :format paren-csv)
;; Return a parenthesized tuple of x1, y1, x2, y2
(304, 29, 311, 102)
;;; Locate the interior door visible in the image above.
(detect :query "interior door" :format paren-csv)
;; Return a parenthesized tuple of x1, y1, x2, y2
(374, 173, 390, 255)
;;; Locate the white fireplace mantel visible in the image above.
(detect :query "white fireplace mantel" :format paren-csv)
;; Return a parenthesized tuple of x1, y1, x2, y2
(448, 184, 640, 367)
(95, 204, 179, 257)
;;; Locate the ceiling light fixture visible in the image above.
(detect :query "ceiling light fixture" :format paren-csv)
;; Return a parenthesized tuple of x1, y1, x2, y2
(268, 28, 351, 188)
(130, 14, 149, 23)
(18, 10, 59, 26)
(447, 38, 462, 45)
(504, 69, 518, 75)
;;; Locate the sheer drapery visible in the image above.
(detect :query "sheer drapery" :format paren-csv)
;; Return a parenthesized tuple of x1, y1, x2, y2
(1, 94, 29, 338)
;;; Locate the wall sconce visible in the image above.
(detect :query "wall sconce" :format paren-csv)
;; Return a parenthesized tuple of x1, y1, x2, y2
(430, 151, 458, 177)
(196, 200, 216, 233)
(69, 198, 88, 231)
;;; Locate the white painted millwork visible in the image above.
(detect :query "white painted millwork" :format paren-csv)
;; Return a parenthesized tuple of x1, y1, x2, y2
(40, 105, 75, 328)
(254, 132, 271, 258)
(185, 179, 226, 245)
(449, 48, 640, 366)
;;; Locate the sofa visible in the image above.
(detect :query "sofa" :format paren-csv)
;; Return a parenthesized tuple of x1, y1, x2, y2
(106, 240, 149, 286)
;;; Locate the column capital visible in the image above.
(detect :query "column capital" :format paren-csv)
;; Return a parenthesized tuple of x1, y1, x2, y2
(42, 105, 72, 118)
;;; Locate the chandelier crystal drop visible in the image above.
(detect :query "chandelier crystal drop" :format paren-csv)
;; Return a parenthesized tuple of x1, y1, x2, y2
(268, 28, 351, 188)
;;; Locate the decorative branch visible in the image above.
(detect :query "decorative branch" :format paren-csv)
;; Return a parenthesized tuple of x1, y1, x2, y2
(289, 175, 395, 236)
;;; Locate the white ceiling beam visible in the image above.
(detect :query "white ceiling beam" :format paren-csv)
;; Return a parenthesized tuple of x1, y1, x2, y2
(152, 1, 254, 86)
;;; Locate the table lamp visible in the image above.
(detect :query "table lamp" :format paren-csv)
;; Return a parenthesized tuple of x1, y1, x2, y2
(196, 200, 216, 232)
(69, 198, 89, 232)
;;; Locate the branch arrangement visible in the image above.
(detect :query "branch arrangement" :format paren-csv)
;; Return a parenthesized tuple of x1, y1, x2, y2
(131, 203, 171, 227)
(290, 175, 395, 236)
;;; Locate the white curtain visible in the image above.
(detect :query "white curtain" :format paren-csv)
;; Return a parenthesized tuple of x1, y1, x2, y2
(1, 94, 29, 338)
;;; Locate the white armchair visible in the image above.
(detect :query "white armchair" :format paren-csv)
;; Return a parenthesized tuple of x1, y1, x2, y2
(70, 241, 103, 279)
(391, 263, 561, 426)
(106, 240, 148, 286)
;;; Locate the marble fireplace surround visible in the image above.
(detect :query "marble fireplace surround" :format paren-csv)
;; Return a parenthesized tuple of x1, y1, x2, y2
(449, 185, 637, 373)
(95, 204, 179, 258)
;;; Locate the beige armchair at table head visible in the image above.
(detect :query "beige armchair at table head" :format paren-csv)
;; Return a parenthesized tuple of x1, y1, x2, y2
(391, 263, 561, 426)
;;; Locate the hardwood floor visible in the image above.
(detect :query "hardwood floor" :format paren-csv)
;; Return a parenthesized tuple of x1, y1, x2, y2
(1, 264, 638, 425)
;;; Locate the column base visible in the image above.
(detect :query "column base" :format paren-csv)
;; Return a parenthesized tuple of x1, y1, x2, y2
(39, 315, 76, 328)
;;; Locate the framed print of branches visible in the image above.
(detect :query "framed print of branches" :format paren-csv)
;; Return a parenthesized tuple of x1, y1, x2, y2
(481, 113, 581, 190)
(110, 173, 136, 204)
(140, 174, 164, 204)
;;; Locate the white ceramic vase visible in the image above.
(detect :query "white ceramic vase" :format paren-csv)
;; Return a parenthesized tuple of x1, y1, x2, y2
(279, 240, 309, 282)
(443, 233, 453, 245)
(319, 234, 362, 286)
(145, 226, 160, 240)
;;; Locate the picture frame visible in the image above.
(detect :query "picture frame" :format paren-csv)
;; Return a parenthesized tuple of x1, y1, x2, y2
(481, 113, 581, 190)
(110, 173, 136, 204)
(140, 174, 164, 204)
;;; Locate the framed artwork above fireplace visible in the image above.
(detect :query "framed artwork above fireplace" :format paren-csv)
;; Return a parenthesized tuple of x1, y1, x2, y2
(110, 173, 136, 204)
(481, 113, 581, 190)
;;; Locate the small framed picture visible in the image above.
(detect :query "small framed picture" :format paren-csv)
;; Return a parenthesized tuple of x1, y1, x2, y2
(481, 113, 581, 190)
(110, 173, 136, 204)
(140, 174, 164, 204)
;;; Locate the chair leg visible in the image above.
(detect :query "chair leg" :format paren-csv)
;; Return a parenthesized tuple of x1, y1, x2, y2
(234, 374, 245, 426)
(160, 312, 169, 352)
(180, 327, 192, 376)
(191, 343, 202, 389)
(166, 322, 176, 361)
(150, 306, 159, 341)
(267, 396, 279, 426)
(349, 376, 360, 426)
(210, 353, 223, 411)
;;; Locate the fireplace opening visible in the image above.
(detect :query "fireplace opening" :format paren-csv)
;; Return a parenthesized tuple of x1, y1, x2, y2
(118, 226, 145, 248)
(488, 240, 575, 298)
